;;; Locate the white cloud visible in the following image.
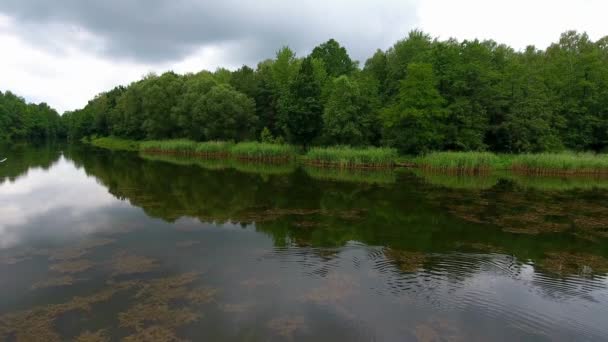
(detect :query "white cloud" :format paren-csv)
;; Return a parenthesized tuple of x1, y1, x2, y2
(0, 1, 606, 113)
(417, 0, 607, 50)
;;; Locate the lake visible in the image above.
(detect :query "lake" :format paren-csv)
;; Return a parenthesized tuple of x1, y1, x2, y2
(1, 144, 607, 341)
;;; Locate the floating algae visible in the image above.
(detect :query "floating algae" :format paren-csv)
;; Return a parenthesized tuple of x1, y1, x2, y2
(31, 275, 78, 290)
(384, 248, 426, 273)
(303, 274, 359, 305)
(75, 329, 110, 342)
(539, 252, 608, 276)
(267, 315, 307, 340)
(0, 281, 138, 341)
(50, 259, 95, 274)
(111, 252, 160, 276)
(119, 272, 218, 341)
(123, 326, 184, 342)
(48, 238, 115, 261)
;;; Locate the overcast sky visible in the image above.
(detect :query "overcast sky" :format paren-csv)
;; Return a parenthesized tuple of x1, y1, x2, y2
(0, 0, 606, 113)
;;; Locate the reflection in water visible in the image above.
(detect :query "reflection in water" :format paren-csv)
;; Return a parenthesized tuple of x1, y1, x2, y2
(0, 144, 607, 341)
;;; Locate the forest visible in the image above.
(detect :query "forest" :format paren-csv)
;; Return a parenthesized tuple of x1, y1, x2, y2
(4, 30, 608, 154)
(0, 91, 63, 142)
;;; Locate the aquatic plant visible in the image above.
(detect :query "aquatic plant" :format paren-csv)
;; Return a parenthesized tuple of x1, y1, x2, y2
(0, 281, 138, 341)
(230, 142, 297, 161)
(267, 316, 307, 339)
(140, 139, 198, 153)
(539, 252, 608, 275)
(305, 146, 398, 168)
(415, 151, 503, 173)
(384, 248, 426, 272)
(75, 329, 110, 342)
(511, 152, 608, 175)
(111, 252, 159, 276)
(31, 275, 77, 289)
(49, 259, 94, 274)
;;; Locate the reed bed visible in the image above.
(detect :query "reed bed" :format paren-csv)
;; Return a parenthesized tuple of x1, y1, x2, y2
(140, 140, 233, 157)
(140, 139, 197, 153)
(304, 146, 398, 168)
(416, 152, 503, 173)
(510, 152, 608, 175)
(230, 142, 297, 161)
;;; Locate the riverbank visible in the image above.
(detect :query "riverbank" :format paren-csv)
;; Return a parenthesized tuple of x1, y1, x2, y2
(84, 137, 608, 174)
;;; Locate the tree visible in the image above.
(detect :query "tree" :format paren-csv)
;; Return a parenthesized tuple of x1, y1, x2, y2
(381, 63, 447, 154)
(278, 57, 324, 146)
(192, 85, 257, 141)
(322, 75, 379, 146)
(310, 39, 356, 77)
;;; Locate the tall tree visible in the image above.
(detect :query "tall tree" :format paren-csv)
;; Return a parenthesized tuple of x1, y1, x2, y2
(310, 39, 356, 77)
(381, 63, 447, 154)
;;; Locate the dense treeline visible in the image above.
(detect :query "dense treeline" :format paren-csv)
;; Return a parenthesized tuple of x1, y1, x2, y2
(0, 91, 63, 141)
(64, 30, 608, 154)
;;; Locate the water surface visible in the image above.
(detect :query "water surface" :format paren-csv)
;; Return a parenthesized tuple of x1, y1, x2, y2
(1, 144, 607, 341)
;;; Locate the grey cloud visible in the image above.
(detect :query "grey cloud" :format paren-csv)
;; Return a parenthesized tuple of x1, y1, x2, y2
(0, 0, 418, 65)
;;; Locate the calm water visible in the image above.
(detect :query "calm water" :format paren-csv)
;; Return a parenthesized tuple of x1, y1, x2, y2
(1, 144, 608, 341)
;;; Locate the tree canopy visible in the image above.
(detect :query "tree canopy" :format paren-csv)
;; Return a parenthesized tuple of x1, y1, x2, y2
(29, 30, 607, 154)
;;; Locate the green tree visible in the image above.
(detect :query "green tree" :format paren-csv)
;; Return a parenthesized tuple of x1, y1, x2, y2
(192, 85, 257, 141)
(278, 57, 324, 146)
(381, 63, 447, 154)
(322, 75, 379, 145)
(310, 39, 357, 77)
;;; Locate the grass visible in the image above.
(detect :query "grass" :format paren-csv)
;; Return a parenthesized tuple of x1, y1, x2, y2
(304, 146, 398, 168)
(511, 152, 608, 175)
(86, 137, 141, 151)
(87, 137, 608, 176)
(415, 152, 505, 173)
(140, 140, 233, 156)
(230, 142, 297, 161)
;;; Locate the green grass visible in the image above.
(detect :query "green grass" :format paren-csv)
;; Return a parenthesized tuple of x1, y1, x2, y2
(511, 152, 608, 174)
(230, 142, 297, 161)
(86, 137, 140, 151)
(140, 139, 198, 153)
(140, 140, 233, 156)
(304, 146, 398, 168)
(415, 152, 505, 173)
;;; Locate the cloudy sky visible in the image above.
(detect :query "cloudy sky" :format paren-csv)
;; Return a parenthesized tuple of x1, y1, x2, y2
(0, 0, 606, 113)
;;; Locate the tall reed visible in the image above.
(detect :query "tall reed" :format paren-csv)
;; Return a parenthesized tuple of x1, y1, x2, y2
(416, 152, 502, 173)
(230, 142, 296, 161)
(305, 146, 397, 168)
(511, 152, 608, 175)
